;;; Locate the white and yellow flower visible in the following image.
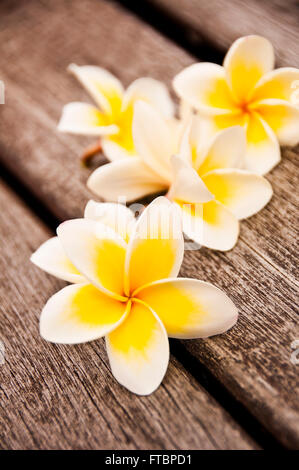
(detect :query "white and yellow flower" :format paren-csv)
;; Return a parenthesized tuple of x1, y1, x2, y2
(88, 102, 272, 251)
(31, 197, 238, 395)
(31, 200, 135, 283)
(58, 64, 174, 161)
(173, 35, 299, 175)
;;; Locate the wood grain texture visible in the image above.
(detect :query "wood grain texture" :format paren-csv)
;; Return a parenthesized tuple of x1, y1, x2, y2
(0, 0, 298, 447)
(181, 244, 298, 448)
(0, 0, 297, 279)
(0, 180, 257, 450)
(148, 0, 299, 67)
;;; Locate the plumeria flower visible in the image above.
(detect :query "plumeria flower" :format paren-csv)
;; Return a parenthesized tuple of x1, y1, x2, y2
(31, 200, 135, 283)
(31, 197, 238, 395)
(89, 102, 273, 251)
(58, 64, 174, 162)
(173, 35, 299, 175)
(87, 102, 187, 201)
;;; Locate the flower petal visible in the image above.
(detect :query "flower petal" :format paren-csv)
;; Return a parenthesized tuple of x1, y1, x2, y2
(87, 157, 167, 203)
(173, 63, 237, 115)
(178, 116, 207, 168)
(31, 236, 86, 284)
(203, 169, 273, 220)
(197, 126, 246, 176)
(179, 99, 193, 122)
(224, 35, 274, 103)
(57, 102, 118, 136)
(84, 200, 135, 241)
(125, 197, 184, 295)
(105, 104, 136, 155)
(251, 67, 299, 102)
(245, 113, 281, 174)
(122, 77, 174, 118)
(101, 138, 137, 161)
(132, 101, 174, 181)
(178, 120, 193, 165)
(106, 300, 169, 395)
(68, 64, 124, 115)
(40, 283, 128, 344)
(200, 112, 247, 136)
(169, 155, 213, 203)
(253, 100, 299, 146)
(177, 200, 239, 251)
(137, 278, 238, 339)
(57, 219, 127, 300)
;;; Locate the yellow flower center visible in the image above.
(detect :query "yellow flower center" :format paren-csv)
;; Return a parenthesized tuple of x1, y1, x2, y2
(239, 100, 251, 115)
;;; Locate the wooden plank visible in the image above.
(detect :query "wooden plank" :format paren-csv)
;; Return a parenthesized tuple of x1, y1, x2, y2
(122, 0, 299, 281)
(133, 3, 299, 445)
(147, 0, 299, 67)
(180, 245, 298, 449)
(0, 0, 298, 447)
(0, 180, 257, 450)
(0, 0, 297, 280)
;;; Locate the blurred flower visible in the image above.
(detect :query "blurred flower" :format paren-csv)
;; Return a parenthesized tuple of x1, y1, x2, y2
(174, 35, 299, 175)
(31, 197, 238, 395)
(88, 102, 272, 251)
(58, 64, 174, 162)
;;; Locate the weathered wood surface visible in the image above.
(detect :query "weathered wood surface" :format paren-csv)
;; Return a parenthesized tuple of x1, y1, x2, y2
(0, 180, 257, 450)
(148, 0, 299, 67)
(141, 0, 299, 446)
(0, 0, 298, 448)
(0, 0, 297, 279)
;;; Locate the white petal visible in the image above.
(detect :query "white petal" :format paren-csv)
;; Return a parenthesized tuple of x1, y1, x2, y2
(224, 35, 274, 102)
(122, 77, 174, 118)
(195, 112, 248, 144)
(251, 67, 299, 103)
(101, 138, 138, 161)
(125, 197, 184, 295)
(40, 283, 128, 344)
(167, 116, 188, 150)
(203, 169, 273, 220)
(178, 116, 207, 168)
(198, 126, 246, 175)
(84, 200, 135, 241)
(173, 63, 237, 115)
(177, 200, 239, 251)
(57, 219, 127, 300)
(253, 99, 299, 146)
(87, 158, 167, 203)
(68, 64, 124, 114)
(57, 102, 118, 136)
(178, 120, 193, 164)
(179, 99, 194, 122)
(137, 278, 238, 339)
(168, 155, 213, 203)
(31, 237, 86, 284)
(106, 300, 169, 395)
(245, 113, 281, 175)
(132, 101, 174, 181)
